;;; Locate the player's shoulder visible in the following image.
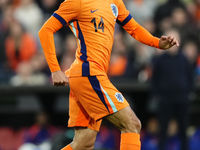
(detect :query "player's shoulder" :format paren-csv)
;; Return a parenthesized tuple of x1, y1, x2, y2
(61, 0, 81, 5)
(111, 0, 119, 4)
(111, 0, 124, 8)
(63, 0, 77, 2)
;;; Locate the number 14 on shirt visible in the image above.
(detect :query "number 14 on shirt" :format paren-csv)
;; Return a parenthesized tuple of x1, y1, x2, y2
(91, 17, 104, 33)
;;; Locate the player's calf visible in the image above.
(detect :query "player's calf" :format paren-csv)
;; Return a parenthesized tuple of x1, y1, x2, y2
(106, 106, 141, 133)
(106, 106, 141, 150)
(70, 127, 97, 150)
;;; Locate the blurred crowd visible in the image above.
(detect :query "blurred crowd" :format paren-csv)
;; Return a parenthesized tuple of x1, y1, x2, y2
(0, 0, 199, 86)
(0, 0, 200, 150)
(1, 113, 200, 150)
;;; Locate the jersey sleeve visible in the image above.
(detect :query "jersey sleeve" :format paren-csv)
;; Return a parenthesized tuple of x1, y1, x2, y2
(53, 0, 81, 26)
(116, 0, 160, 48)
(38, 16, 63, 72)
(116, 0, 131, 25)
(38, 0, 81, 73)
(123, 18, 160, 48)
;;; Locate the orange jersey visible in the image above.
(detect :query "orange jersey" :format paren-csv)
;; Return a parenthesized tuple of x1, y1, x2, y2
(39, 0, 160, 76)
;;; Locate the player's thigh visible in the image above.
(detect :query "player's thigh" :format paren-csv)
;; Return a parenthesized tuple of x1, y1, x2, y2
(71, 127, 98, 150)
(106, 106, 141, 134)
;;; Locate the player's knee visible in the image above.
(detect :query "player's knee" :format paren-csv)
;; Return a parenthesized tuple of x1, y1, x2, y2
(130, 117, 141, 133)
(72, 142, 94, 150)
(83, 141, 95, 150)
(84, 144, 94, 150)
(133, 117, 142, 132)
(71, 136, 95, 150)
(121, 117, 141, 133)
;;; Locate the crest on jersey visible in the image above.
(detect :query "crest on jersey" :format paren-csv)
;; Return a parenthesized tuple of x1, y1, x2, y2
(115, 92, 124, 103)
(110, 4, 118, 18)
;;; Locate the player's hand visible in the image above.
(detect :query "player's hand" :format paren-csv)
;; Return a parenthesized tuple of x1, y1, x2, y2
(52, 70, 69, 87)
(159, 35, 179, 50)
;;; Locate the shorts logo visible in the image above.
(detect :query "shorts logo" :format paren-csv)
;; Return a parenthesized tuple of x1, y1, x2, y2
(115, 92, 124, 103)
(110, 4, 118, 18)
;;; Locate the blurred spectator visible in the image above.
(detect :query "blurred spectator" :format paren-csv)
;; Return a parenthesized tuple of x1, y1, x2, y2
(0, 127, 26, 150)
(0, 4, 13, 77)
(182, 41, 198, 65)
(194, 0, 200, 24)
(187, 0, 200, 27)
(141, 19, 156, 35)
(18, 142, 51, 150)
(9, 61, 48, 86)
(108, 31, 129, 78)
(171, 7, 198, 45)
(24, 111, 57, 144)
(195, 54, 200, 80)
(30, 53, 50, 77)
(8, 51, 49, 86)
(0, 0, 13, 28)
(60, 34, 77, 72)
(171, 7, 188, 29)
(0, 30, 7, 82)
(151, 29, 194, 150)
(165, 120, 181, 150)
(154, 0, 185, 36)
(0, 127, 15, 150)
(0, 29, 6, 64)
(37, 0, 72, 38)
(154, 0, 185, 21)
(13, 0, 43, 39)
(94, 125, 118, 150)
(5, 20, 37, 71)
(36, 0, 60, 20)
(182, 40, 198, 82)
(141, 117, 158, 150)
(19, 111, 58, 150)
(51, 129, 74, 150)
(125, 0, 158, 25)
(122, 19, 157, 81)
(134, 42, 155, 82)
(189, 126, 200, 150)
(18, 143, 40, 150)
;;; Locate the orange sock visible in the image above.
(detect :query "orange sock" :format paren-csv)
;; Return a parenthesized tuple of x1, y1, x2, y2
(61, 145, 73, 150)
(120, 133, 141, 150)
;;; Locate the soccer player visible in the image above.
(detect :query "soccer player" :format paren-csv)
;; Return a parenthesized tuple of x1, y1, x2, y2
(38, 0, 179, 149)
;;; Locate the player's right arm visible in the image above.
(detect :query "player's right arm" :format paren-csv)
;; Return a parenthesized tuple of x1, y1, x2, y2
(38, 16, 69, 86)
(38, 0, 80, 86)
(38, 16, 63, 73)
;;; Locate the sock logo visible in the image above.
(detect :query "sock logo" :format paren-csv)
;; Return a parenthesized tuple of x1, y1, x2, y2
(115, 92, 124, 103)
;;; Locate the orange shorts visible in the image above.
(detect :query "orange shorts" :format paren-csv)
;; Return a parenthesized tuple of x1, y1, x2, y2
(68, 75, 129, 131)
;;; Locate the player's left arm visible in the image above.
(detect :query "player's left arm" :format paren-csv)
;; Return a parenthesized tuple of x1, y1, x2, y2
(119, 16, 179, 50)
(116, 0, 179, 50)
